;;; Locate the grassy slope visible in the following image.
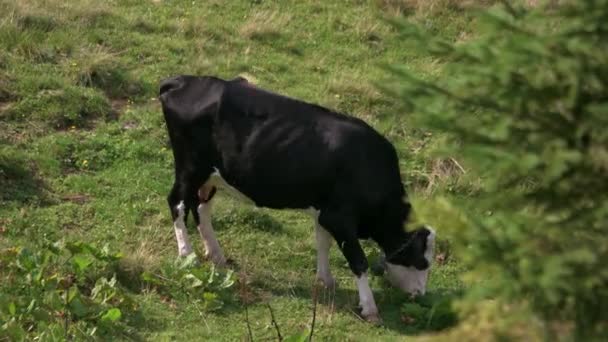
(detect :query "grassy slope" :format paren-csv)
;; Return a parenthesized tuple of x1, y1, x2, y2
(0, 0, 477, 340)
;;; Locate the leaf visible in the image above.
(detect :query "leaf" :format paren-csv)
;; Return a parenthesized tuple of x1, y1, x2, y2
(219, 270, 235, 289)
(69, 297, 88, 318)
(101, 308, 122, 322)
(284, 330, 310, 342)
(16, 248, 37, 271)
(184, 273, 204, 288)
(2, 318, 26, 340)
(178, 253, 199, 269)
(65, 241, 88, 255)
(45, 291, 63, 311)
(8, 302, 16, 316)
(141, 271, 162, 285)
(202, 291, 217, 302)
(202, 292, 223, 311)
(72, 254, 94, 273)
(207, 265, 216, 284)
(26, 299, 36, 313)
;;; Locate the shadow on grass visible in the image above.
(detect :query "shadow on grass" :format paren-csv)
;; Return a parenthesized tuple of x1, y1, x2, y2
(375, 286, 461, 335)
(213, 208, 286, 235)
(0, 148, 52, 205)
(222, 273, 460, 336)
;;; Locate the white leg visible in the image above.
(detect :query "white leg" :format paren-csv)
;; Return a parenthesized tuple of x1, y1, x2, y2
(315, 219, 336, 288)
(356, 273, 380, 323)
(197, 201, 226, 266)
(174, 201, 193, 257)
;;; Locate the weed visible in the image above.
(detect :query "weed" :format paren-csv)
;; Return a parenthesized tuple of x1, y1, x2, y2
(0, 241, 136, 340)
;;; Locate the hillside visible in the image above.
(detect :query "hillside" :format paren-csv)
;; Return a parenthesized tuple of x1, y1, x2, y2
(2, 0, 490, 340)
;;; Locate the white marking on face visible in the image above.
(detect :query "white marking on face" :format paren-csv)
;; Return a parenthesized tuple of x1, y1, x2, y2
(385, 262, 429, 296)
(314, 216, 335, 288)
(173, 201, 193, 257)
(196, 201, 226, 266)
(356, 273, 378, 318)
(207, 168, 256, 205)
(385, 226, 435, 296)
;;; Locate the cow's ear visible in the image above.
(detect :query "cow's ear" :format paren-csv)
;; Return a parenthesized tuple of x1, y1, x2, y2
(231, 76, 248, 83)
(159, 76, 225, 119)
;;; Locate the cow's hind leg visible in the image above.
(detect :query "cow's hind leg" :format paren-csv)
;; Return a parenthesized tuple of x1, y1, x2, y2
(318, 208, 380, 323)
(168, 183, 194, 257)
(315, 215, 336, 288)
(197, 185, 226, 266)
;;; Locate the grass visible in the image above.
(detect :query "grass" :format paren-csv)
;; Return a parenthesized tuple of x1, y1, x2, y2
(0, 0, 482, 340)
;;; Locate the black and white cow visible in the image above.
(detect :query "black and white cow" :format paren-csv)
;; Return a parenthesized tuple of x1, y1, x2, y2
(159, 75, 435, 323)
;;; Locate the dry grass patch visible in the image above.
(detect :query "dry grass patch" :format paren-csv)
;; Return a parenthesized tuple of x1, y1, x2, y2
(240, 10, 291, 40)
(354, 15, 391, 43)
(376, 0, 497, 16)
(423, 157, 466, 195)
(2, 0, 113, 28)
(118, 221, 174, 283)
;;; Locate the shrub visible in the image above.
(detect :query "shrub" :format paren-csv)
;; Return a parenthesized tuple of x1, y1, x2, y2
(389, 0, 608, 339)
(141, 254, 235, 312)
(0, 241, 136, 340)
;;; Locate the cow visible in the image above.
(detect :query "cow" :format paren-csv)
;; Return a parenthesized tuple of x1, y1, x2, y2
(158, 75, 435, 323)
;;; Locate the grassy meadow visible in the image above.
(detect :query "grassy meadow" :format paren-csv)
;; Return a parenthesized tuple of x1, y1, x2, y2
(1, 0, 490, 340)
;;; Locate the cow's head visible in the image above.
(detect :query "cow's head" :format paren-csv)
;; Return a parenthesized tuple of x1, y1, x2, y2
(384, 225, 435, 296)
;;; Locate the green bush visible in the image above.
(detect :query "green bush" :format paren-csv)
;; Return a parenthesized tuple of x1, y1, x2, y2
(140, 254, 235, 312)
(0, 241, 136, 340)
(390, 0, 608, 339)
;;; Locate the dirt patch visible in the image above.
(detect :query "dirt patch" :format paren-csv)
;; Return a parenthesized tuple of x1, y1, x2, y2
(60, 193, 91, 204)
(110, 98, 128, 118)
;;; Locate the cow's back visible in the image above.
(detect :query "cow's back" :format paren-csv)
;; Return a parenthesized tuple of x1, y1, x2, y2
(213, 80, 405, 211)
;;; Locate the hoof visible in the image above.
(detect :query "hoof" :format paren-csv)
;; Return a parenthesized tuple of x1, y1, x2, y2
(364, 313, 382, 325)
(359, 306, 382, 325)
(178, 249, 194, 258)
(316, 274, 337, 289)
(204, 252, 227, 268)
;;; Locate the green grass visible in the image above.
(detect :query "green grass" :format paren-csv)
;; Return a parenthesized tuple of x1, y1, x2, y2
(0, 0, 483, 340)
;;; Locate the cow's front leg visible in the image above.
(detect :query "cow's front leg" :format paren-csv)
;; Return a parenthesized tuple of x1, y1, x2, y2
(197, 186, 226, 266)
(342, 240, 380, 323)
(319, 210, 380, 323)
(315, 221, 336, 288)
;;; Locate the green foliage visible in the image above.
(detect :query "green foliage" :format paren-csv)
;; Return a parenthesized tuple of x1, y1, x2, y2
(141, 254, 235, 312)
(390, 0, 608, 338)
(0, 241, 136, 340)
(400, 291, 458, 332)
